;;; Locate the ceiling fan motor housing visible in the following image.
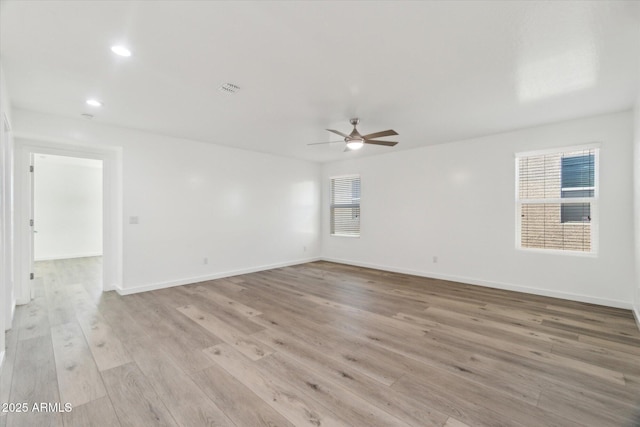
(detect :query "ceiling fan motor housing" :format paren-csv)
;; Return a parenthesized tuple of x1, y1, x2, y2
(348, 118, 363, 140)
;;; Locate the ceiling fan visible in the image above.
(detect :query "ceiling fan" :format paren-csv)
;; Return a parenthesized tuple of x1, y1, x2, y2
(308, 118, 399, 151)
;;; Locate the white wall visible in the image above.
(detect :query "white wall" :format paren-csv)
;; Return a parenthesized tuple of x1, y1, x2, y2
(34, 155, 103, 261)
(322, 111, 635, 308)
(11, 108, 636, 311)
(14, 109, 321, 294)
(0, 62, 14, 364)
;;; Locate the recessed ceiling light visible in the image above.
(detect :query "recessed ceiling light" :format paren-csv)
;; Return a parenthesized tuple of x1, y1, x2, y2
(111, 45, 132, 57)
(219, 83, 240, 94)
(86, 99, 102, 107)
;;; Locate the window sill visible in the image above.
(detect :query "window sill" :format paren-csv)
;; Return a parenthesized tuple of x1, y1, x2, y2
(516, 246, 598, 258)
(330, 234, 360, 238)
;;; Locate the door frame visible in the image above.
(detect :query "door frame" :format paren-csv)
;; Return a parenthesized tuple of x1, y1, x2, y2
(14, 136, 122, 303)
(2, 112, 14, 327)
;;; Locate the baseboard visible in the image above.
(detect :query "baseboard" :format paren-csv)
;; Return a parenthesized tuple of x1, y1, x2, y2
(0, 351, 4, 371)
(116, 256, 322, 296)
(35, 252, 102, 261)
(109, 254, 636, 312)
(15, 297, 30, 306)
(633, 305, 640, 332)
(320, 256, 632, 310)
(9, 301, 15, 328)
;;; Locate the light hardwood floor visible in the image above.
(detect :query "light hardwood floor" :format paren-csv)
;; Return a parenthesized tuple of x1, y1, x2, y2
(2, 257, 640, 426)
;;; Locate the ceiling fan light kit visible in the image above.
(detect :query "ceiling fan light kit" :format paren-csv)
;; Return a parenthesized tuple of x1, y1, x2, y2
(346, 139, 364, 150)
(309, 118, 399, 152)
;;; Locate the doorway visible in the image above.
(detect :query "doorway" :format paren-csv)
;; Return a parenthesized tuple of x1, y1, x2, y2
(13, 138, 123, 305)
(33, 154, 104, 297)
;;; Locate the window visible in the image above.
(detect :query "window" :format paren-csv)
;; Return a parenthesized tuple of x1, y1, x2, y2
(330, 175, 360, 237)
(560, 154, 594, 223)
(516, 146, 598, 253)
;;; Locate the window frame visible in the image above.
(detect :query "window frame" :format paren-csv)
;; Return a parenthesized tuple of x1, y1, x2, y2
(514, 144, 600, 256)
(329, 174, 361, 238)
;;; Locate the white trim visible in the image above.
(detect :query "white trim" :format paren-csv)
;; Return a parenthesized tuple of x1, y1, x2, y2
(115, 257, 321, 296)
(0, 350, 4, 370)
(2, 112, 11, 132)
(1, 109, 14, 331)
(515, 146, 599, 255)
(35, 252, 103, 262)
(9, 301, 15, 329)
(320, 256, 632, 309)
(514, 142, 602, 158)
(519, 198, 595, 204)
(515, 247, 597, 258)
(328, 173, 360, 180)
(633, 305, 640, 332)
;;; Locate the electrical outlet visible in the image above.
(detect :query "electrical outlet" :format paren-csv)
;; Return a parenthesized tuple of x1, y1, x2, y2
(433, 256, 438, 263)
(303, 246, 307, 252)
(129, 216, 139, 224)
(203, 257, 209, 265)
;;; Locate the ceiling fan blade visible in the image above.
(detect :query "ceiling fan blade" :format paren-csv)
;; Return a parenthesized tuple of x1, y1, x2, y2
(307, 141, 343, 146)
(364, 140, 398, 147)
(362, 129, 398, 139)
(326, 129, 349, 138)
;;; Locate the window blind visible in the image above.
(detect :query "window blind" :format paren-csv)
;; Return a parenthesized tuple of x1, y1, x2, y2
(330, 175, 360, 236)
(560, 154, 594, 223)
(517, 147, 597, 252)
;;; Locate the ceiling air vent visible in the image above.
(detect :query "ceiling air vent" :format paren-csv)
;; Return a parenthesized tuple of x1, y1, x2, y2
(219, 83, 240, 94)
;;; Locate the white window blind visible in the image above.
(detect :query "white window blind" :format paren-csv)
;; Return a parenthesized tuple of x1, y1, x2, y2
(330, 175, 360, 237)
(516, 147, 598, 253)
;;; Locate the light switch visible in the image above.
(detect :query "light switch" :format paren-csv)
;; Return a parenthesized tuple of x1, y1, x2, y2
(129, 216, 139, 225)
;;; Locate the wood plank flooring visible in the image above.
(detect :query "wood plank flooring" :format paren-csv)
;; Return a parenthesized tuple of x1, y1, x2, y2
(2, 257, 640, 426)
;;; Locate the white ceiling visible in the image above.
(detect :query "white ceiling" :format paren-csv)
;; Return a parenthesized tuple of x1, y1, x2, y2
(1, 1, 639, 163)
